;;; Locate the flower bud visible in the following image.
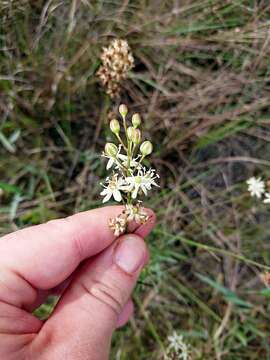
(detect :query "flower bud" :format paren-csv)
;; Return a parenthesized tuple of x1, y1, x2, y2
(132, 129, 141, 144)
(119, 104, 128, 117)
(127, 126, 134, 140)
(105, 143, 118, 157)
(140, 140, 153, 156)
(110, 119, 120, 134)
(132, 113, 141, 128)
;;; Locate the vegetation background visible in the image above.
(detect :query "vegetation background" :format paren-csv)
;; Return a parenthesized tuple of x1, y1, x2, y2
(1, 1, 270, 359)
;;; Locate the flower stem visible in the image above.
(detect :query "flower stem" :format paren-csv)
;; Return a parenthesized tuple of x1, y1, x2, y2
(116, 133, 128, 151)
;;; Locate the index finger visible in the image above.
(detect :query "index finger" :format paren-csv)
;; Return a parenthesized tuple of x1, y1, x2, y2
(0, 206, 155, 291)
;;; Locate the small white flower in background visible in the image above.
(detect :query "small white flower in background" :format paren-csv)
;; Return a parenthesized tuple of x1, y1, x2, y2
(246, 177, 265, 198)
(100, 104, 159, 236)
(263, 192, 270, 204)
(166, 332, 190, 360)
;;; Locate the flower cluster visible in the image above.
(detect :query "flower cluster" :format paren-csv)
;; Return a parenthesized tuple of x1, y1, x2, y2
(164, 332, 190, 360)
(97, 39, 134, 98)
(100, 104, 159, 236)
(246, 177, 270, 203)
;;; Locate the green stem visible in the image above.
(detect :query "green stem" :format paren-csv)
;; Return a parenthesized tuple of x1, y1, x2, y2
(131, 143, 137, 158)
(116, 133, 128, 151)
(134, 155, 145, 171)
(122, 114, 127, 135)
(127, 140, 132, 170)
(114, 157, 128, 172)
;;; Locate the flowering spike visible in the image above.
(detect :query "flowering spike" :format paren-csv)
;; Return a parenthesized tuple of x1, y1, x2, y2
(100, 105, 159, 236)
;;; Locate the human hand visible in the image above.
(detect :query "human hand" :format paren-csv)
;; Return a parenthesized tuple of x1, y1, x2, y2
(0, 206, 155, 360)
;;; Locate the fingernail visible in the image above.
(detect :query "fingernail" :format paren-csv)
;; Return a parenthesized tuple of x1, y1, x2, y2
(114, 235, 146, 274)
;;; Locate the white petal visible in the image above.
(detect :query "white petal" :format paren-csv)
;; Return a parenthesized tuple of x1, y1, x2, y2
(122, 184, 132, 192)
(103, 191, 112, 203)
(144, 183, 152, 190)
(100, 188, 108, 195)
(132, 185, 140, 199)
(106, 158, 114, 170)
(113, 189, 122, 202)
(118, 154, 128, 161)
(141, 185, 148, 195)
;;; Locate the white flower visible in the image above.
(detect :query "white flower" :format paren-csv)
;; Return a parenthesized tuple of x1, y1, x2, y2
(102, 146, 122, 170)
(100, 175, 125, 203)
(117, 154, 140, 168)
(124, 203, 149, 224)
(263, 192, 270, 204)
(167, 332, 190, 360)
(102, 150, 139, 171)
(246, 177, 265, 198)
(124, 168, 159, 199)
(105, 156, 117, 170)
(109, 215, 127, 236)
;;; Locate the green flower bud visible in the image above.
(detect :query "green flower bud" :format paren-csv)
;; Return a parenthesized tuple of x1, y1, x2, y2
(132, 113, 141, 128)
(110, 119, 120, 134)
(119, 104, 128, 117)
(132, 129, 141, 144)
(127, 126, 134, 140)
(105, 143, 118, 157)
(140, 140, 153, 156)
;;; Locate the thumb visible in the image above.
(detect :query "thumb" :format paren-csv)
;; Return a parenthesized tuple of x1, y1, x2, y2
(32, 234, 148, 360)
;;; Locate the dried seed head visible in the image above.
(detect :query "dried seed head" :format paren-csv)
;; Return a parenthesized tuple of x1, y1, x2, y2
(97, 39, 134, 98)
(140, 140, 153, 156)
(105, 143, 118, 157)
(110, 119, 120, 134)
(132, 113, 141, 128)
(119, 104, 128, 118)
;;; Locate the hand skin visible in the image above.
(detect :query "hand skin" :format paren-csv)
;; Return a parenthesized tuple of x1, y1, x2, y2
(0, 206, 155, 360)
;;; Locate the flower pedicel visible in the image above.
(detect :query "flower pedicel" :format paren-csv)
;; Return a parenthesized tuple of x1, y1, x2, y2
(100, 104, 159, 236)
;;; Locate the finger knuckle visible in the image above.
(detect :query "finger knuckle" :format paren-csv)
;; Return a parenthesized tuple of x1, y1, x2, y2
(80, 279, 124, 316)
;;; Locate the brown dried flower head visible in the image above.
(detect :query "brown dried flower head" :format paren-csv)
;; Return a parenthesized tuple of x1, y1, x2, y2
(97, 39, 134, 98)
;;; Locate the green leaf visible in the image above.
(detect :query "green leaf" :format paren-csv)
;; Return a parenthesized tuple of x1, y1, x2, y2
(0, 182, 21, 194)
(196, 273, 253, 308)
(259, 288, 270, 298)
(195, 119, 253, 149)
(0, 131, 16, 153)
